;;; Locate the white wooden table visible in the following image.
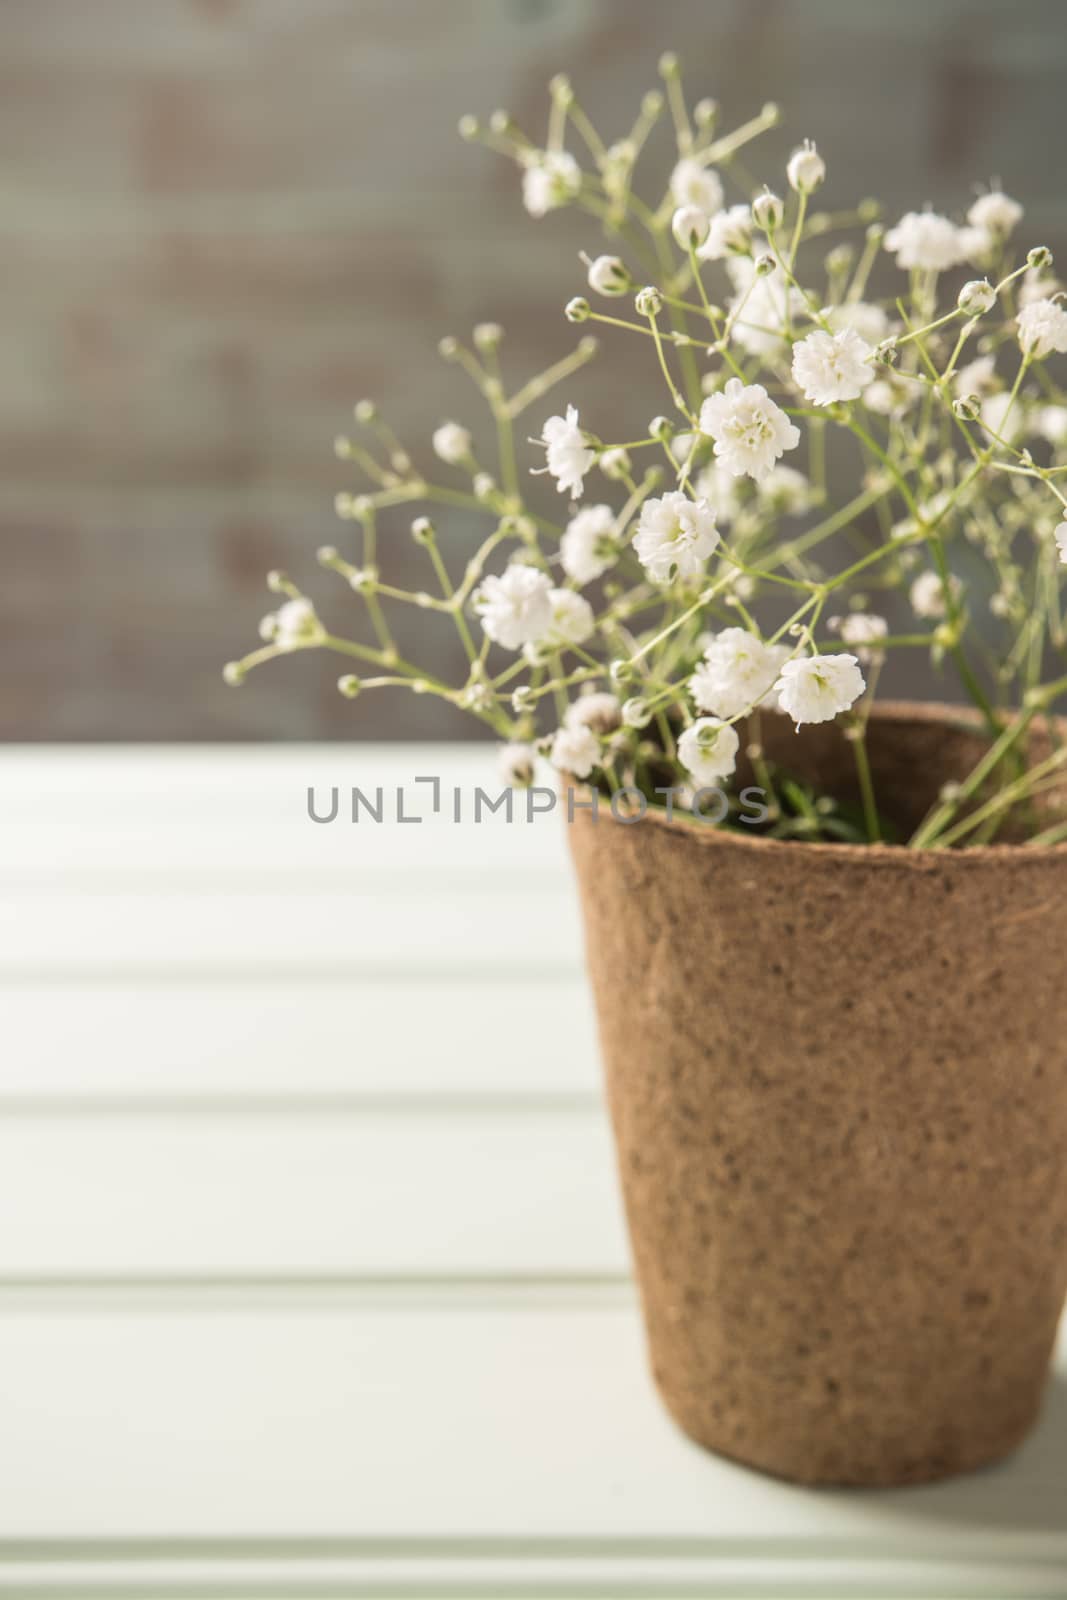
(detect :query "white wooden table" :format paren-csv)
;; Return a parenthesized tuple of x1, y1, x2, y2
(0, 745, 1064, 1598)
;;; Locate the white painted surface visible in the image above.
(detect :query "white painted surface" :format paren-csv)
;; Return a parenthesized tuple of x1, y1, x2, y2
(0, 745, 1064, 1598)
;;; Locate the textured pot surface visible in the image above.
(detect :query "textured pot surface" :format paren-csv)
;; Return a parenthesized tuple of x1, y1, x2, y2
(567, 703, 1067, 1486)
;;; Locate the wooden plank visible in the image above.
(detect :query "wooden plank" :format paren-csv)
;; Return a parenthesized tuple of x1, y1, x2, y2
(0, 1295, 1062, 1596)
(0, 976, 598, 1099)
(0, 1111, 625, 1278)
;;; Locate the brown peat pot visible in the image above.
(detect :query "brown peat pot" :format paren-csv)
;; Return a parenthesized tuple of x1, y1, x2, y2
(567, 702, 1067, 1486)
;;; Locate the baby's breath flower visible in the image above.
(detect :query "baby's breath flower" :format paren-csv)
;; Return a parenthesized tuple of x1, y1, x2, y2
(550, 723, 600, 779)
(758, 462, 813, 514)
(967, 189, 1022, 236)
(791, 327, 874, 405)
(678, 717, 740, 784)
(1054, 522, 1067, 565)
(338, 674, 361, 699)
(522, 149, 581, 217)
(670, 156, 724, 217)
(884, 211, 968, 272)
(786, 140, 825, 194)
(633, 491, 720, 583)
(561, 503, 618, 585)
(544, 588, 595, 648)
(696, 205, 753, 263)
(474, 565, 554, 650)
(1017, 298, 1067, 359)
(1038, 405, 1067, 446)
(597, 446, 631, 481)
(433, 421, 473, 464)
(724, 260, 802, 355)
(621, 696, 651, 728)
(835, 612, 889, 664)
(566, 692, 622, 734)
(690, 628, 788, 718)
(585, 254, 630, 296)
(751, 189, 784, 231)
(535, 404, 595, 499)
(635, 285, 664, 318)
(565, 296, 591, 323)
(910, 570, 961, 619)
(274, 598, 322, 650)
(498, 742, 537, 788)
(957, 278, 997, 317)
(698, 378, 801, 480)
(672, 204, 711, 249)
(775, 654, 865, 726)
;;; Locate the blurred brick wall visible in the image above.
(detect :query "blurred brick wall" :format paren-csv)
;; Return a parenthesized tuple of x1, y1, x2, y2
(2, 0, 1066, 740)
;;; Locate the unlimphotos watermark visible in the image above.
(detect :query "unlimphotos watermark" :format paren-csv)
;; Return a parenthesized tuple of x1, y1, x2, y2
(306, 777, 769, 827)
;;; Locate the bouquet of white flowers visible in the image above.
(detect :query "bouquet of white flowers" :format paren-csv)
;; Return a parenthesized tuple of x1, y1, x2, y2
(226, 56, 1067, 849)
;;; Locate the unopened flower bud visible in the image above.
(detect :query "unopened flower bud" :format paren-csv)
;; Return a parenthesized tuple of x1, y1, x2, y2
(609, 657, 635, 686)
(953, 394, 981, 421)
(1028, 246, 1054, 271)
(333, 435, 352, 459)
(511, 685, 535, 713)
(565, 296, 591, 323)
(549, 73, 573, 104)
(787, 140, 825, 195)
(751, 189, 784, 231)
(672, 204, 710, 249)
(222, 661, 245, 686)
(316, 544, 339, 564)
(958, 278, 997, 316)
(337, 675, 361, 699)
(622, 696, 651, 728)
(598, 446, 631, 480)
(488, 109, 511, 135)
(635, 285, 663, 318)
(473, 322, 503, 350)
(334, 492, 354, 519)
(432, 422, 471, 465)
(458, 114, 479, 141)
(585, 253, 630, 296)
(874, 336, 900, 366)
(438, 336, 459, 360)
(658, 50, 679, 76)
(411, 516, 435, 545)
(649, 415, 674, 441)
(641, 89, 664, 118)
(753, 252, 777, 277)
(473, 472, 497, 502)
(694, 97, 717, 127)
(353, 399, 377, 424)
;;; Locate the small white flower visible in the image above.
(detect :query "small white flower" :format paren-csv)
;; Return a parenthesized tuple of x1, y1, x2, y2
(475, 565, 553, 649)
(953, 354, 998, 399)
(835, 612, 889, 664)
(670, 156, 724, 217)
(565, 692, 621, 733)
(693, 460, 744, 525)
(1038, 405, 1067, 446)
(560, 503, 618, 585)
(273, 598, 321, 650)
(1017, 298, 1067, 359)
(597, 446, 631, 480)
(697, 204, 753, 261)
(498, 742, 536, 788)
(791, 327, 874, 405)
(1020, 266, 1062, 307)
(522, 150, 581, 218)
(432, 421, 472, 465)
(537, 404, 595, 498)
(1055, 521, 1067, 565)
(690, 628, 788, 718)
(751, 190, 784, 231)
(775, 653, 866, 726)
(967, 190, 1023, 236)
(884, 211, 968, 272)
(725, 260, 803, 355)
(957, 278, 997, 316)
(550, 723, 600, 779)
(632, 491, 720, 583)
(787, 140, 825, 194)
(544, 587, 595, 647)
(698, 377, 801, 481)
(758, 462, 813, 514)
(958, 225, 994, 268)
(678, 717, 740, 785)
(585, 254, 629, 296)
(910, 570, 961, 620)
(672, 204, 710, 249)
(824, 300, 890, 345)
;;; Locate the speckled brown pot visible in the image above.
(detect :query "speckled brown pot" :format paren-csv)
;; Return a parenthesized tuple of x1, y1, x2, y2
(567, 703, 1067, 1486)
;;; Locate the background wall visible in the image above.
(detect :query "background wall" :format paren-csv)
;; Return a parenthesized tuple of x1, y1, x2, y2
(4, 0, 1066, 741)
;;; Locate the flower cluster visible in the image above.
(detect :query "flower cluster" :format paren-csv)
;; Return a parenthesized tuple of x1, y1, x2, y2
(226, 58, 1067, 849)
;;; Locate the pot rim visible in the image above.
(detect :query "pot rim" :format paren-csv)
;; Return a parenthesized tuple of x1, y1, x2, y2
(574, 699, 1067, 868)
